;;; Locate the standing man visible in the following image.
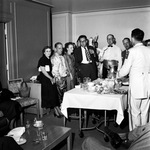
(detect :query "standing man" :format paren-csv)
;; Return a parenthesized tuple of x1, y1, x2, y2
(101, 34, 122, 78)
(122, 38, 132, 65)
(51, 42, 68, 104)
(118, 28, 150, 131)
(74, 35, 98, 82)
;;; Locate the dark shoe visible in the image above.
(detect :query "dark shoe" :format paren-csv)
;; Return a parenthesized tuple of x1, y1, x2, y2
(121, 139, 132, 149)
(54, 107, 63, 118)
(55, 107, 63, 116)
(104, 126, 123, 149)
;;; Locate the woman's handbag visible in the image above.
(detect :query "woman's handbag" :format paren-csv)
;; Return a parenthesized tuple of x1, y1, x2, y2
(19, 81, 30, 98)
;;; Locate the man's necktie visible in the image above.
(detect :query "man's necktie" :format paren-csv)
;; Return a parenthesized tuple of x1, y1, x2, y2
(125, 50, 129, 59)
(85, 47, 91, 62)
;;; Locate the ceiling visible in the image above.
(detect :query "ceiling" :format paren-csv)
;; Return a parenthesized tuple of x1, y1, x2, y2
(29, 0, 150, 14)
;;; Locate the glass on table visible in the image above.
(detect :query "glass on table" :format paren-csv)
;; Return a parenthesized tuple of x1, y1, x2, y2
(41, 130, 48, 141)
(25, 120, 30, 129)
(76, 77, 82, 88)
(82, 77, 89, 90)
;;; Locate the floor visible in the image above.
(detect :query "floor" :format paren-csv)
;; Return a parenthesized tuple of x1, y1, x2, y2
(23, 109, 129, 150)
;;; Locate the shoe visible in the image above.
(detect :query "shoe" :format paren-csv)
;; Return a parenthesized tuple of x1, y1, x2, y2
(55, 106, 63, 116)
(121, 139, 132, 149)
(54, 107, 63, 118)
(104, 126, 123, 149)
(45, 108, 50, 115)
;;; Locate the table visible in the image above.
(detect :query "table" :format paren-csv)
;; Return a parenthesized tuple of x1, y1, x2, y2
(61, 87, 128, 137)
(21, 125, 72, 150)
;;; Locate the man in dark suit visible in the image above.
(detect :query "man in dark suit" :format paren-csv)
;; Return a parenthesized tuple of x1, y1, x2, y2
(74, 35, 98, 82)
(122, 38, 132, 65)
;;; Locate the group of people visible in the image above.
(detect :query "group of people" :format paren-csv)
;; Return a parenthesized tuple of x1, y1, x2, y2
(38, 28, 150, 149)
(37, 42, 76, 117)
(82, 28, 150, 150)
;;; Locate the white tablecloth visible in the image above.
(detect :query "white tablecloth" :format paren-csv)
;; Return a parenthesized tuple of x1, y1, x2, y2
(61, 88, 128, 125)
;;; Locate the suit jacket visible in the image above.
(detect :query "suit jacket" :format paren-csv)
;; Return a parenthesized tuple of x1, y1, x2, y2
(74, 46, 98, 69)
(119, 43, 150, 98)
(121, 50, 127, 65)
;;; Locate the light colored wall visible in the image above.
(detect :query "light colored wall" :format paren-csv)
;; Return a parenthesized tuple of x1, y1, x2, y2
(52, 13, 72, 47)
(52, 7, 150, 50)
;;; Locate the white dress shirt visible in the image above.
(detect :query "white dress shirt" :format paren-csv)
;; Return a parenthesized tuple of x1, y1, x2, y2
(81, 46, 91, 64)
(51, 53, 68, 78)
(119, 43, 150, 98)
(102, 44, 122, 69)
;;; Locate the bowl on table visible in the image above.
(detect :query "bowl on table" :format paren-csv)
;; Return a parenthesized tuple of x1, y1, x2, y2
(33, 120, 44, 128)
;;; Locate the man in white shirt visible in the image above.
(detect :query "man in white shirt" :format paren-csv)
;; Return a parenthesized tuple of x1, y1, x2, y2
(101, 34, 122, 78)
(118, 28, 150, 131)
(51, 42, 68, 103)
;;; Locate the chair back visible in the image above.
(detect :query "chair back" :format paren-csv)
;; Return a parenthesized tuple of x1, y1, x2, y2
(7, 78, 23, 95)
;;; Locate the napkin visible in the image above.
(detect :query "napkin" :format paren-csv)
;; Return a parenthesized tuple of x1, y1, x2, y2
(7, 127, 25, 142)
(30, 75, 37, 81)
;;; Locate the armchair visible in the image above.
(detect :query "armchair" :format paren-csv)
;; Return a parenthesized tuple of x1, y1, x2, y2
(8, 78, 40, 125)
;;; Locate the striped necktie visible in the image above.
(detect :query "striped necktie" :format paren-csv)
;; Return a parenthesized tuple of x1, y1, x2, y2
(85, 47, 91, 62)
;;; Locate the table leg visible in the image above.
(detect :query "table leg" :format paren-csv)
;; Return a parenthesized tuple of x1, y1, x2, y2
(84, 110, 87, 128)
(79, 109, 82, 132)
(104, 110, 107, 126)
(63, 116, 67, 126)
(36, 100, 40, 119)
(67, 133, 72, 150)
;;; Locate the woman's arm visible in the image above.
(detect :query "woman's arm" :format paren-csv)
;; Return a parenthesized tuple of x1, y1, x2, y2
(40, 66, 54, 84)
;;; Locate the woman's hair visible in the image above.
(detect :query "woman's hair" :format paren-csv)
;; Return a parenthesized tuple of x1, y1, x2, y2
(42, 46, 52, 54)
(65, 42, 73, 49)
(63, 42, 74, 54)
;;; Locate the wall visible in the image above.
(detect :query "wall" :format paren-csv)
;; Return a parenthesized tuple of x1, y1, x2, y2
(52, 7, 150, 50)
(52, 13, 72, 47)
(0, 0, 12, 22)
(8, 1, 52, 81)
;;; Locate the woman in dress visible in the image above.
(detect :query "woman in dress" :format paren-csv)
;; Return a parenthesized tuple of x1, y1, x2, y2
(64, 42, 75, 90)
(37, 46, 62, 117)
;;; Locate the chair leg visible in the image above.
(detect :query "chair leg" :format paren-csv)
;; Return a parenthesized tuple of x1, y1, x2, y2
(9, 118, 16, 129)
(20, 112, 23, 126)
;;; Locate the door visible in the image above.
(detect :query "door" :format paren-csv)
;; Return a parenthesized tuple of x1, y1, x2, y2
(0, 23, 8, 88)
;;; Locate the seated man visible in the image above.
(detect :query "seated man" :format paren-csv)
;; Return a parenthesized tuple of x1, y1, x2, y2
(0, 136, 23, 150)
(0, 111, 9, 136)
(0, 81, 22, 130)
(82, 122, 150, 150)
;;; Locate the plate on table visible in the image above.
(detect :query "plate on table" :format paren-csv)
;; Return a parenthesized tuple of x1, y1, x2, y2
(122, 82, 129, 86)
(113, 89, 128, 94)
(33, 122, 44, 128)
(16, 138, 27, 145)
